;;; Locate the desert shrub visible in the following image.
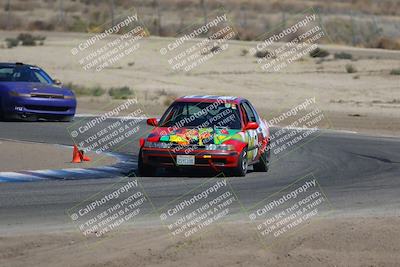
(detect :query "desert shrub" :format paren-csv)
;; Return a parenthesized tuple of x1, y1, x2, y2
(68, 16, 87, 32)
(163, 96, 175, 107)
(90, 86, 106, 97)
(345, 64, 357, 73)
(5, 38, 19, 48)
(254, 50, 272, 58)
(28, 20, 55, 31)
(309, 47, 330, 58)
(16, 33, 46, 46)
(18, 33, 35, 46)
(200, 45, 222, 55)
(65, 83, 106, 97)
(157, 89, 168, 96)
(109, 86, 134, 99)
(162, 93, 178, 107)
(371, 37, 400, 51)
(210, 45, 221, 53)
(390, 68, 400, 75)
(334, 52, 353, 60)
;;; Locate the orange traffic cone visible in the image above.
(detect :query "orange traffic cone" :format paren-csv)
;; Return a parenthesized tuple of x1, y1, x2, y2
(72, 145, 82, 163)
(79, 149, 91, 162)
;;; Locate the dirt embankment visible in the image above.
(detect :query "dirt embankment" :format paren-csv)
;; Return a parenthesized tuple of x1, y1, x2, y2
(0, 139, 116, 172)
(1, 217, 399, 267)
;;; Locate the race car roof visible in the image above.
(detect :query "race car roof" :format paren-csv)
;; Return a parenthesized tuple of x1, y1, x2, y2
(0, 62, 37, 68)
(176, 95, 244, 104)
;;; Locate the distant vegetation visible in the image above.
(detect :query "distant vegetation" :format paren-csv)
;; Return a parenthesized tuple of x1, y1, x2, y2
(5, 33, 45, 48)
(0, 0, 399, 50)
(108, 86, 134, 99)
(309, 47, 330, 58)
(65, 83, 135, 99)
(390, 68, 400, 75)
(65, 83, 106, 97)
(334, 52, 353, 60)
(254, 50, 273, 59)
(345, 64, 357, 73)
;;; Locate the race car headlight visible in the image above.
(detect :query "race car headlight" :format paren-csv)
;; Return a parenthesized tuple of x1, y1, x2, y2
(205, 144, 235, 151)
(8, 91, 20, 97)
(144, 141, 172, 149)
(8, 91, 30, 97)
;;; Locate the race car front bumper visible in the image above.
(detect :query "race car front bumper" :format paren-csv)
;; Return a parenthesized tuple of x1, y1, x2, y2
(141, 147, 240, 169)
(3, 95, 76, 119)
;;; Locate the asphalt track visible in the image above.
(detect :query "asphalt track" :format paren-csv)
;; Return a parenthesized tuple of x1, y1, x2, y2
(0, 118, 399, 231)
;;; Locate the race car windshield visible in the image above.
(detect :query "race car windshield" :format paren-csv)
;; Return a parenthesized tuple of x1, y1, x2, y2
(0, 66, 54, 84)
(158, 101, 242, 129)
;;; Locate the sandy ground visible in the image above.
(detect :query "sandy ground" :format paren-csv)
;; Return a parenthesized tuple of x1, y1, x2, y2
(0, 31, 399, 136)
(0, 139, 117, 172)
(1, 216, 399, 267)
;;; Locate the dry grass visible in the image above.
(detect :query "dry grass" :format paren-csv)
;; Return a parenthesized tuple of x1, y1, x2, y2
(0, 0, 399, 49)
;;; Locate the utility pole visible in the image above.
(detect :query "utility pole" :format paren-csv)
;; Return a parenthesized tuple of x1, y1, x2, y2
(59, 0, 64, 25)
(200, 0, 207, 26)
(110, 0, 115, 28)
(153, 0, 162, 36)
(239, 5, 247, 28)
(350, 10, 357, 46)
(5, 0, 11, 30)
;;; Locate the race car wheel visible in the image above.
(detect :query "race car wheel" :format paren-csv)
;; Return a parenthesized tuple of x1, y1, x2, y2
(253, 146, 270, 172)
(59, 116, 74, 122)
(231, 148, 248, 177)
(138, 149, 156, 176)
(0, 97, 4, 121)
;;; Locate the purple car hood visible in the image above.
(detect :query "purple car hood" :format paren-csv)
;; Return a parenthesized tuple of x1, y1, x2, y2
(0, 82, 72, 95)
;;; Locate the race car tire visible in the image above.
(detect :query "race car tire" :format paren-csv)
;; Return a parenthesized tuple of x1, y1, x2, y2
(138, 149, 156, 176)
(0, 97, 5, 121)
(231, 148, 248, 177)
(253, 146, 270, 172)
(59, 116, 74, 122)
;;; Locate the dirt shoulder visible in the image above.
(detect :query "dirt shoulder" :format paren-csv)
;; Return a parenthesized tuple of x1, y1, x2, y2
(1, 216, 399, 267)
(0, 139, 117, 172)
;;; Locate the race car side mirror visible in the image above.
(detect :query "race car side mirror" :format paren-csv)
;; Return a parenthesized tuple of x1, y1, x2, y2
(53, 79, 62, 86)
(147, 118, 158, 127)
(243, 122, 258, 131)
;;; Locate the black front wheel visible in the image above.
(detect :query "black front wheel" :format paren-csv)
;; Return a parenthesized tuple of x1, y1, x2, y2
(0, 98, 5, 121)
(231, 148, 248, 177)
(138, 149, 156, 177)
(253, 146, 270, 172)
(59, 116, 74, 122)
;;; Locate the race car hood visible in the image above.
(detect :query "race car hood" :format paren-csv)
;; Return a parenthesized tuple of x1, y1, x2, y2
(0, 82, 74, 96)
(146, 127, 247, 146)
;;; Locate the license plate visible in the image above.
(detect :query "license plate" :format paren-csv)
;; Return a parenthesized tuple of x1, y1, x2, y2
(176, 155, 195, 165)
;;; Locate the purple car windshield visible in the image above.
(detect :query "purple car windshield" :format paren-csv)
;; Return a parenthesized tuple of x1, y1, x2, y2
(0, 66, 54, 84)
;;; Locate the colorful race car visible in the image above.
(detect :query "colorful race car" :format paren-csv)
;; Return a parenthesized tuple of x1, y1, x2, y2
(139, 95, 270, 176)
(0, 62, 76, 121)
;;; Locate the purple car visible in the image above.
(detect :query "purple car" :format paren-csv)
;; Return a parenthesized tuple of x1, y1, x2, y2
(0, 62, 76, 121)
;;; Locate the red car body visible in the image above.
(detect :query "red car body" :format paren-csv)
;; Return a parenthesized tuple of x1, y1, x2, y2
(139, 95, 270, 176)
